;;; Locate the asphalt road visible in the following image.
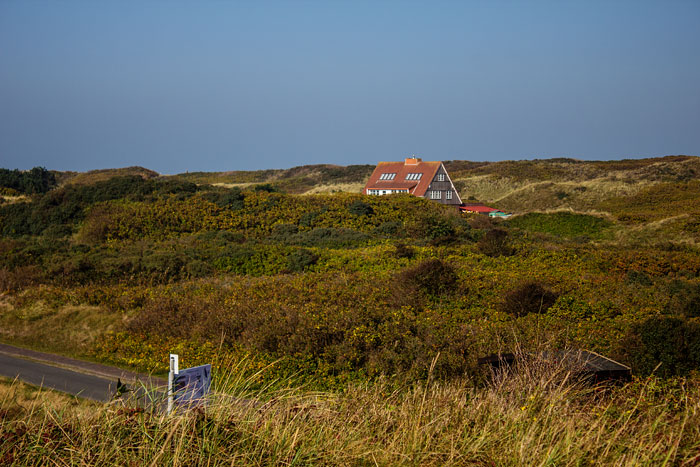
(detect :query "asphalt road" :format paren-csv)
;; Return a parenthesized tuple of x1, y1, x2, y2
(0, 352, 117, 401)
(0, 344, 166, 404)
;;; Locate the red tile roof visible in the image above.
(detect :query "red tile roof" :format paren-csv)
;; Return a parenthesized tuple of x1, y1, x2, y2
(364, 159, 442, 197)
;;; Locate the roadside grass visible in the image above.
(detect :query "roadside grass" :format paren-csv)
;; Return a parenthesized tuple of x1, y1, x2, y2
(0, 302, 125, 362)
(2, 356, 699, 465)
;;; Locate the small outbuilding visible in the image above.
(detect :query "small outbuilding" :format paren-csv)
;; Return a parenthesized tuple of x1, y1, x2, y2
(478, 349, 632, 382)
(459, 203, 512, 218)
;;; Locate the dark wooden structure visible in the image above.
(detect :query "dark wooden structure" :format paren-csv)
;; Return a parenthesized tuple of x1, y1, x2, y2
(478, 349, 631, 382)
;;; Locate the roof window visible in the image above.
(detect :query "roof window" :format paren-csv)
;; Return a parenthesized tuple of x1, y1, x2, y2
(379, 173, 396, 180)
(405, 173, 423, 180)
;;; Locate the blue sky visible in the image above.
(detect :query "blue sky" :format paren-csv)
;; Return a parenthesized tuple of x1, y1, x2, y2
(1, 1, 699, 173)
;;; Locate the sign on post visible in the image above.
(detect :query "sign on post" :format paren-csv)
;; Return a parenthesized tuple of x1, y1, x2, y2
(173, 364, 212, 407)
(167, 354, 211, 413)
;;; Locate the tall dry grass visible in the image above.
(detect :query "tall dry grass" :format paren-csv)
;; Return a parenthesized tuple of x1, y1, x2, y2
(2, 355, 699, 465)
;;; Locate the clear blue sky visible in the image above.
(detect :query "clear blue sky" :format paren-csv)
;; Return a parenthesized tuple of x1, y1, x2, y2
(1, 1, 699, 173)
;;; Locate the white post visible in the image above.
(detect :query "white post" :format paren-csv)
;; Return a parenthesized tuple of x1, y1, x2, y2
(167, 353, 179, 414)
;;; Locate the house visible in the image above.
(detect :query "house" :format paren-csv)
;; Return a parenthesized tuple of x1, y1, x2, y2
(363, 157, 462, 206)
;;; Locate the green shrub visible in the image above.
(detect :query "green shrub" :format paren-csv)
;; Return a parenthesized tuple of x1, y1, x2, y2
(289, 228, 371, 248)
(299, 209, 325, 228)
(270, 223, 299, 240)
(374, 221, 401, 236)
(500, 281, 558, 317)
(626, 270, 653, 287)
(142, 252, 187, 282)
(287, 248, 319, 272)
(666, 280, 700, 318)
(216, 230, 245, 244)
(424, 217, 457, 244)
(186, 260, 214, 278)
(0, 167, 56, 194)
(348, 201, 374, 216)
(202, 187, 245, 210)
(619, 316, 700, 377)
(477, 228, 513, 257)
(393, 243, 415, 259)
(398, 259, 457, 297)
(253, 183, 278, 193)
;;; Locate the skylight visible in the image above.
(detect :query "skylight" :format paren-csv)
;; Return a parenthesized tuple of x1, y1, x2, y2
(379, 173, 396, 180)
(405, 173, 423, 180)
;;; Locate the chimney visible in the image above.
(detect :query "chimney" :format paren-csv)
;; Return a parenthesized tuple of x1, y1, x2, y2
(405, 157, 422, 165)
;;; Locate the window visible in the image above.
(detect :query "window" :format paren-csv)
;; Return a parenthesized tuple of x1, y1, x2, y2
(430, 190, 441, 199)
(437, 173, 445, 182)
(405, 173, 423, 180)
(367, 189, 379, 195)
(379, 173, 396, 180)
(446, 190, 452, 200)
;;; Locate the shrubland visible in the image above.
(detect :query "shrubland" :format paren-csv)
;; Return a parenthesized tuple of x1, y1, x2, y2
(2, 157, 700, 463)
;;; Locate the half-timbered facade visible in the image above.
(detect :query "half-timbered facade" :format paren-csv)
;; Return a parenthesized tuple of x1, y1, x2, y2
(363, 157, 462, 205)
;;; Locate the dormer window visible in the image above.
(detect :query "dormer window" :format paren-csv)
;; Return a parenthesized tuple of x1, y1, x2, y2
(405, 173, 423, 180)
(379, 173, 396, 180)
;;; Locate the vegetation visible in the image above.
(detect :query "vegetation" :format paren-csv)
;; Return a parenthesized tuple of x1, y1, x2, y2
(2, 359, 700, 465)
(2, 156, 700, 463)
(507, 212, 614, 241)
(0, 167, 56, 194)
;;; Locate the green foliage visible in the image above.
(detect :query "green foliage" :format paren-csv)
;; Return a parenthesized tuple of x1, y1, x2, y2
(626, 270, 653, 287)
(508, 212, 613, 240)
(287, 248, 319, 272)
(348, 200, 374, 216)
(0, 167, 56, 194)
(253, 183, 278, 193)
(202, 187, 245, 210)
(270, 223, 299, 240)
(393, 243, 415, 259)
(0, 175, 203, 237)
(398, 259, 457, 297)
(666, 280, 700, 318)
(477, 228, 513, 257)
(424, 216, 456, 242)
(374, 221, 401, 236)
(619, 316, 700, 377)
(213, 244, 288, 276)
(286, 228, 371, 248)
(500, 281, 559, 317)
